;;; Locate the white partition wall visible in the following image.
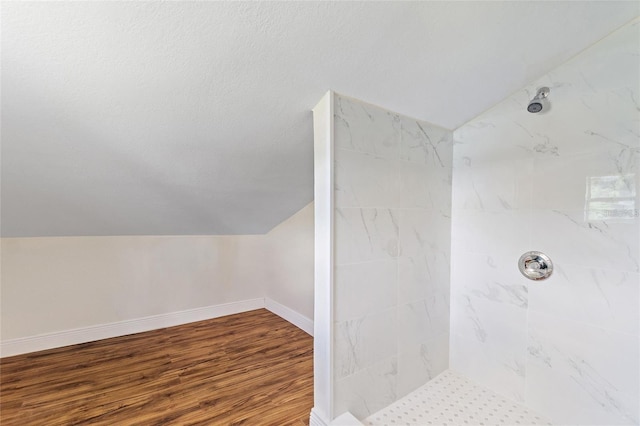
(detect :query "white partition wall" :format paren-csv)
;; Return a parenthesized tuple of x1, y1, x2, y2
(312, 92, 453, 423)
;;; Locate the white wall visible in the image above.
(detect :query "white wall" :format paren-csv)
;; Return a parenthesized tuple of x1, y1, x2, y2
(1, 208, 316, 355)
(264, 202, 315, 325)
(450, 18, 639, 425)
(0, 235, 265, 338)
(313, 92, 453, 422)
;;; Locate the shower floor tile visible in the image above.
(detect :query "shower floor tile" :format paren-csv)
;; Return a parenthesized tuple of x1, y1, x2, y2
(364, 370, 552, 426)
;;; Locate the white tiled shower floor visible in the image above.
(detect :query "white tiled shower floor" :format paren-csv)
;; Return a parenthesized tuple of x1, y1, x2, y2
(364, 370, 552, 426)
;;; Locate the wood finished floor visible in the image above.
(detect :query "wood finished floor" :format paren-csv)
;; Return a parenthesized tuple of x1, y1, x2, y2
(0, 309, 313, 425)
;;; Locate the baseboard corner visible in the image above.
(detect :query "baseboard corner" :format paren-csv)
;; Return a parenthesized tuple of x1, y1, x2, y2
(310, 407, 329, 426)
(265, 297, 314, 336)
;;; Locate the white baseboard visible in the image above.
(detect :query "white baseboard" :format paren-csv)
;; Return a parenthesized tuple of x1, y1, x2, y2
(0, 298, 264, 358)
(265, 297, 314, 336)
(1, 298, 315, 357)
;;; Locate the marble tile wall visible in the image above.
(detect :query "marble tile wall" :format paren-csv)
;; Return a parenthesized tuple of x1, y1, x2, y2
(450, 18, 639, 425)
(332, 94, 453, 419)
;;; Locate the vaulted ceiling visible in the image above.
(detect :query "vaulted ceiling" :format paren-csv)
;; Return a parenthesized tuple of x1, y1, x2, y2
(2, 2, 637, 237)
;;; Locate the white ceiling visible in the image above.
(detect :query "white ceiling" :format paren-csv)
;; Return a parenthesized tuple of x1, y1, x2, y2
(2, 2, 638, 237)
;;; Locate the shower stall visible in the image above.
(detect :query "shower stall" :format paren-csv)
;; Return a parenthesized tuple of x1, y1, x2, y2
(311, 17, 639, 426)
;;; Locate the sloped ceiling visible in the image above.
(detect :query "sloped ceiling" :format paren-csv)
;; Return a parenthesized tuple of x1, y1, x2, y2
(1, 2, 637, 237)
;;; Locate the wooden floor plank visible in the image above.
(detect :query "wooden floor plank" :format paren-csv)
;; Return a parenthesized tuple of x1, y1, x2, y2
(0, 309, 313, 425)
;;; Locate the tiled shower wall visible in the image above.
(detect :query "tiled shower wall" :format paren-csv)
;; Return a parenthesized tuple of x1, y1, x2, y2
(331, 94, 453, 418)
(450, 18, 639, 425)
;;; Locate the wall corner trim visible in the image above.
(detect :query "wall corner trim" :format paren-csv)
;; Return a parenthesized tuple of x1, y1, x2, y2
(312, 89, 335, 420)
(265, 297, 314, 336)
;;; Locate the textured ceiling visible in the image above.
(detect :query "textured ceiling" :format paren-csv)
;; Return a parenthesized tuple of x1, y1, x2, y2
(1, 2, 638, 237)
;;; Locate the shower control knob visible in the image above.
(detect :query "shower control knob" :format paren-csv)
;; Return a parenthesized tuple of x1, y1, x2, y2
(518, 251, 553, 280)
(526, 259, 541, 269)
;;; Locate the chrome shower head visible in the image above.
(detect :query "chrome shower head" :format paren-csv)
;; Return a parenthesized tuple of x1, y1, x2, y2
(527, 87, 550, 113)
